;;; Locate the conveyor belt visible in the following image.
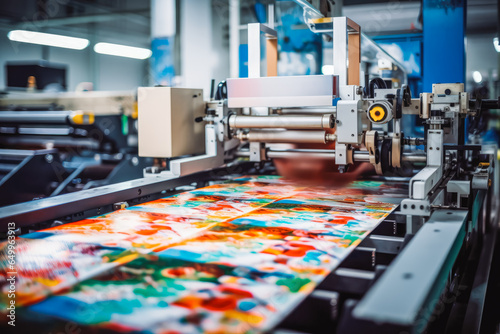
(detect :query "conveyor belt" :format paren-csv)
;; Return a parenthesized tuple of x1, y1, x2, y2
(0, 176, 406, 333)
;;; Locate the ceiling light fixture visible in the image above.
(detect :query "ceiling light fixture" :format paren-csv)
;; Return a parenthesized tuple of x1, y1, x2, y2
(94, 42, 152, 60)
(7, 30, 89, 50)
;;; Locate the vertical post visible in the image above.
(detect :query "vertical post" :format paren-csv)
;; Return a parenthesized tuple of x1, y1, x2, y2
(248, 24, 277, 78)
(266, 37, 277, 76)
(151, 0, 176, 86)
(266, 3, 277, 77)
(229, 0, 240, 78)
(248, 23, 261, 78)
(267, 3, 274, 29)
(348, 30, 360, 85)
(422, 0, 465, 92)
(333, 17, 348, 86)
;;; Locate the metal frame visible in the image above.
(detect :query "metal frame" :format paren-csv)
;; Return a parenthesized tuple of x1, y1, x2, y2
(247, 23, 277, 78)
(352, 210, 467, 331)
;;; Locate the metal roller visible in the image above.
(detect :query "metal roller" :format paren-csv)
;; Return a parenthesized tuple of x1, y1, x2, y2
(0, 110, 94, 125)
(229, 114, 334, 130)
(237, 148, 427, 164)
(237, 130, 336, 144)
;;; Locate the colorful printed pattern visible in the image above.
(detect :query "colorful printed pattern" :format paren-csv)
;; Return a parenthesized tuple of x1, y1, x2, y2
(0, 176, 405, 333)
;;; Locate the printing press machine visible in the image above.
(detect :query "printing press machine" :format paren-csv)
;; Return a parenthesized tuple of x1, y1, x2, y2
(1, 16, 500, 334)
(0, 91, 152, 206)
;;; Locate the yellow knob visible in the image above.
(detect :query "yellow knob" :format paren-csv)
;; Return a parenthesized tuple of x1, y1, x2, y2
(369, 106, 386, 122)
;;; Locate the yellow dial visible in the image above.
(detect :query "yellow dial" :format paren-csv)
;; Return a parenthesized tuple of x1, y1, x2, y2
(369, 106, 386, 122)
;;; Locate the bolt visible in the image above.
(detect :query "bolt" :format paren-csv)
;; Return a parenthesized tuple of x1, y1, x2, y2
(45, 154, 54, 163)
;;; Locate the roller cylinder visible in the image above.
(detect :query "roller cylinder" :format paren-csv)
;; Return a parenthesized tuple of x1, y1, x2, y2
(229, 114, 334, 130)
(238, 130, 334, 144)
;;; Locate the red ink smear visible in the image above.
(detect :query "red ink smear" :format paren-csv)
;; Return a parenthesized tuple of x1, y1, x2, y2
(202, 297, 237, 311)
(330, 216, 355, 225)
(219, 287, 253, 298)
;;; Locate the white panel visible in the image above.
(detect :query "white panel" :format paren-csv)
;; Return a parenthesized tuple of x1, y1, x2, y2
(227, 75, 337, 108)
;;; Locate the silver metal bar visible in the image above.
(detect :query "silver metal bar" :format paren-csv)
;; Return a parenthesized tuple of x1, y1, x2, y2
(267, 150, 334, 159)
(229, 114, 334, 130)
(247, 23, 261, 78)
(229, 0, 240, 78)
(353, 151, 370, 162)
(267, 4, 274, 29)
(335, 268, 376, 280)
(0, 111, 72, 124)
(236, 148, 336, 159)
(353, 210, 468, 330)
(18, 127, 71, 135)
(238, 130, 331, 144)
(402, 153, 427, 163)
(236, 148, 426, 164)
(361, 235, 405, 255)
(278, 106, 336, 114)
(333, 17, 348, 86)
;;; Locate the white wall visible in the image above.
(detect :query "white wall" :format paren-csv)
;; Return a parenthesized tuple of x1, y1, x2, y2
(97, 53, 148, 91)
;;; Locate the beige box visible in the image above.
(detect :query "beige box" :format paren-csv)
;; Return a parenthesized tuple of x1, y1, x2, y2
(138, 87, 205, 158)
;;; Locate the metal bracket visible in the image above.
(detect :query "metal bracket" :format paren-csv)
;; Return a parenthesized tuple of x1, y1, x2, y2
(249, 142, 266, 162)
(248, 23, 277, 78)
(447, 180, 471, 207)
(336, 99, 363, 145)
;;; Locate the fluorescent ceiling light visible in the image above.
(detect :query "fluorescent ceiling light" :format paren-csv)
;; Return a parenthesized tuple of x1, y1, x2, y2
(94, 42, 152, 60)
(472, 71, 482, 83)
(7, 30, 89, 50)
(494, 37, 500, 53)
